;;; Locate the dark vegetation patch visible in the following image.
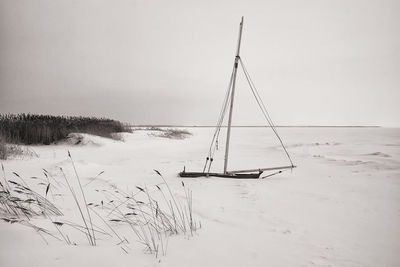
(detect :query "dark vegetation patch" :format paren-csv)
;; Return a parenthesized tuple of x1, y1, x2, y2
(147, 128, 192, 139)
(0, 113, 132, 146)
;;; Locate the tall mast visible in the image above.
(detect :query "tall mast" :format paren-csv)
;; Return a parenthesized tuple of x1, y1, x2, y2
(224, 16, 244, 174)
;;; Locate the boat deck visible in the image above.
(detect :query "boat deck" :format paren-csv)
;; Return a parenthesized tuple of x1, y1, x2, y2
(179, 171, 261, 179)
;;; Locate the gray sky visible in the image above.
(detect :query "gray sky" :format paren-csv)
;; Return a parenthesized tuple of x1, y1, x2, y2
(1, 0, 399, 126)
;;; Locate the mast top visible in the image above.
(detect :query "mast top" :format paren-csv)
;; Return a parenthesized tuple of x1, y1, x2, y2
(235, 16, 244, 57)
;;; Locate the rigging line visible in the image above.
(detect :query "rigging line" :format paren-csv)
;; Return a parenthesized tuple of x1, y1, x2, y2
(218, 66, 235, 124)
(204, 65, 235, 173)
(209, 82, 231, 159)
(239, 58, 274, 128)
(239, 58, 276, 128)
(239, 58, 294, 167)
(206, 85, 232, 173)
(210, 71, 235, 160)
(240, 58, 294, 166)
(244, 64, 276, 127)
(239, 59, 276, 128)
(207, 65, 235, 158)
(240, 60, 293, 167)
(213, 66, 234, 132)
(212, 90, 232, 154)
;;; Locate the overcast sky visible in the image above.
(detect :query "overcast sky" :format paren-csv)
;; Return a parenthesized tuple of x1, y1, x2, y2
(0, 0, 399, 126)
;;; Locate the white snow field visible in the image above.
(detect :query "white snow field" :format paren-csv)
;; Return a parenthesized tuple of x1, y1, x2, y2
(0, 127, 399, 267)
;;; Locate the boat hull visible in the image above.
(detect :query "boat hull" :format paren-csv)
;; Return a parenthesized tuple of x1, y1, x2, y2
(179, 171, 261, 179)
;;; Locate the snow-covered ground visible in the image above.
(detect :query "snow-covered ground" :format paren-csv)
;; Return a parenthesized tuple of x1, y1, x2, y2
(1, 127, 399, 267)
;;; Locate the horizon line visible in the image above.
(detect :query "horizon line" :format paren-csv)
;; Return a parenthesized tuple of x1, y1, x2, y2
(130, 124, 382, 128)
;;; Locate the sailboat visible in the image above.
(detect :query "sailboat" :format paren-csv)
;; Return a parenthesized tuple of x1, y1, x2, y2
(179, 17, 296, 179)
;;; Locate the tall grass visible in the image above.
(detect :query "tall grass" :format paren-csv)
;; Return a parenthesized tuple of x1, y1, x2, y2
(0, 113, 131, 146)
(98, 170, 199, 256)
(0, 157, 199, 256)
(0, 163, 63, 220)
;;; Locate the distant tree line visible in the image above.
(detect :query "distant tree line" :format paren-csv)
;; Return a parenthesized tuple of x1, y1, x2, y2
(0, 113, 131, 145)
